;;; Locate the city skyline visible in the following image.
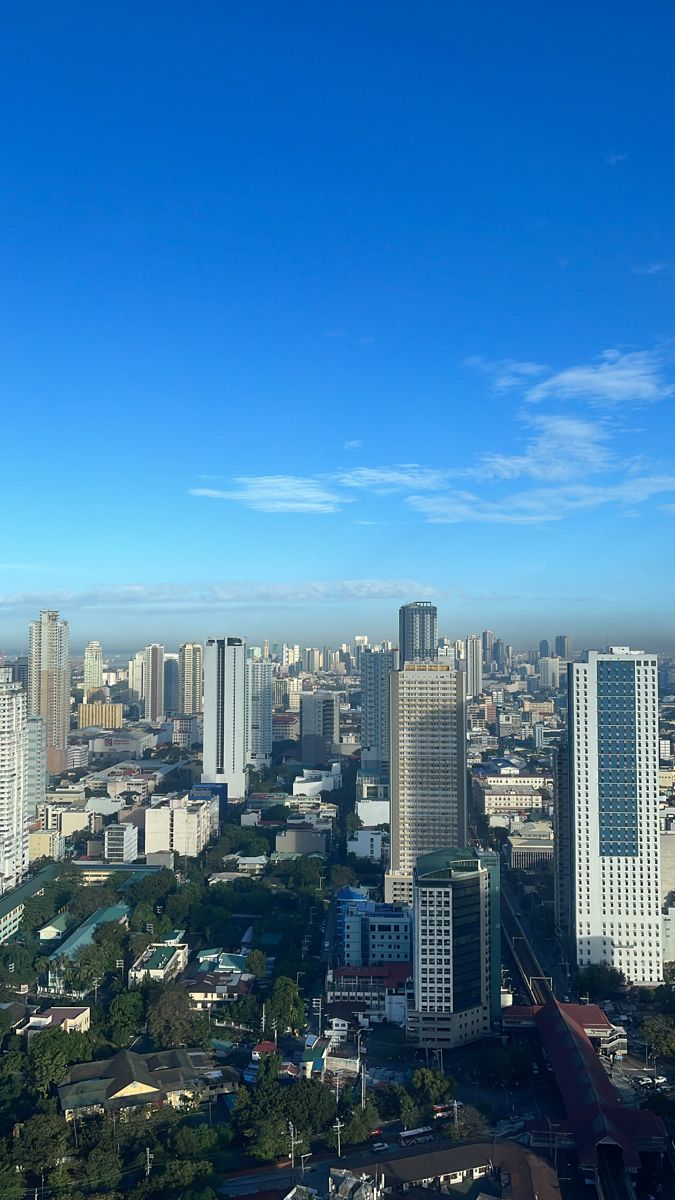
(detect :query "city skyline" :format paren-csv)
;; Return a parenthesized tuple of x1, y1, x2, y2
(1, 6, 675, 645)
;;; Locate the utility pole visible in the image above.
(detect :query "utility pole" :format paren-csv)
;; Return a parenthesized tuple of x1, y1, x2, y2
(145, 1146, 153, 1178)
(333, 1118, 344, 1159)
(361, 1058, 367, 1110)
(453, 1099, 459, 1130)
(335, 1070, 342, 1101)
(300, 1152, 312, 1180)
(288, 1121, 300, 1172)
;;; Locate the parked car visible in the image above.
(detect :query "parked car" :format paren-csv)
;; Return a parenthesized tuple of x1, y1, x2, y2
(372, 1143, 390, 1153)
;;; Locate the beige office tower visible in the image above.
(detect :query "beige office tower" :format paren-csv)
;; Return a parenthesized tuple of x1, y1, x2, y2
(143, 644, 165, 722)
(83, 640, 104, 698)
(179, 643, 203, 715)
(385, 662, 467, 904)
(28, 609, 70, 775)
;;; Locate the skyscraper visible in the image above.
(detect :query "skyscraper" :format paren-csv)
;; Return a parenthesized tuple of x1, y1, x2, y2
(83, 640, 104, 698)
(28, 610, 70, 775)
(128, 650, 145, 706)
(179, 643, 204, 715)
(385, 662, 467, 903)
(559, 647, 662, 985)
(163, 653, 180, 716)
(555, 634, 572, 660)
(539, 639, 551, 659)
(465, 634, 483, 698)
(539, 657, 560, 690)
(25, 717, 46, 819)
(0, 668, 29, 892)
(143, 644, 165, 722)
(246, 658, 273, 769)
(202, 636, 247, 798)
(481, 629, 494, 665)
(408, 847, 501, 1048)
(398, 601, 438, 666)
(360, 647, 399, 780)
(299, 691, 341, 764)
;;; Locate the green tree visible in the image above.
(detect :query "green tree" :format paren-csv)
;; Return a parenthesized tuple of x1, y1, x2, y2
(410, 1068, 454, 1110)
(15, 1111, 69, 1176)
(246, 949, 268, 978)
(267, 976, 304, 1032)
(28, 1029, 70, 1095)
(576, 961, 625, 998)
(454, 1104, 489, 1140)
(339, 1099, 380, 1146)
(148, 984, 208, 1048)
(642, 1013, 675, 1058)
(109, 990, 145, 1044)
(84, 1146, 122, 1193)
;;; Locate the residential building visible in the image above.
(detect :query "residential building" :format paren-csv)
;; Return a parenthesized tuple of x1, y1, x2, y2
(19, 1006, 90, 1043)
(246, 658, 273, 769)
(465, 634, 483, 699)
(28, 609, 70, 774)
(300, 691, 341, 764)
(78, 702, 124, 730)
(407, 847, 501, 1048)
(360, 647, 398, 781)
(540, 657, 561, 690)
(67, 744, 89, 770)
(558, 647, 662, 985)
(386, 663, 467, 903)
(128, 939, 188, 986)
(143, 644, 165, 722)
(398, 601, 438, 666)
(11, 655, 29, 692)
(28, 829, 65, 862)
(170, 715, 202, 749)
(347, 828, 385, 861)
(179, 642, 203, 715)
(0, 668, 29, 892)
(127, 651, 145, 706)
(25, 716, 46, 818)
(83, 641, 104, 698)
(202, 636, 247, 798)
(145, 794, 213, 858)
(163, 654, 181, 716)
(482, 629, 494, 665)
(104, 821, 138, 863)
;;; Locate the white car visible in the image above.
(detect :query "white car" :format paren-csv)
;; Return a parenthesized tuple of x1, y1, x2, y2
(372, 1143, 390, 1153)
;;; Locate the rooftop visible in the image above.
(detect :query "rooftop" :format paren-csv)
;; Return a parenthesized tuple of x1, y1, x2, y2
(0, 864, 60, 922)
(49, 904, 130, 963)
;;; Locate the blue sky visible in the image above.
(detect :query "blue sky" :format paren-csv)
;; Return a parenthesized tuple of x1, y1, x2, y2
(1, 1, 675, 652)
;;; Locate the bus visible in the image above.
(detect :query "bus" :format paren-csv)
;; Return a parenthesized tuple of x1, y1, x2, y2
(398, 1126, 434, 1147)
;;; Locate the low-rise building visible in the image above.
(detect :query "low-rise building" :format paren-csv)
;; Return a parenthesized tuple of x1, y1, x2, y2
(28, 829, 66, 863)
(18, 1006, 90, 1043)
(128, 940, 188, 986)
(145, 793, 213, 858)
(274, 827, 328, 857)
(507, 824, 554, 869)
(38, 912, 70, 941)
(58, 1048, 238, 1119)
(347, 829, 385, 861)
(104, 821, 139, 864)
(47, 904, 130, 994)
(0, 864, 60, 945)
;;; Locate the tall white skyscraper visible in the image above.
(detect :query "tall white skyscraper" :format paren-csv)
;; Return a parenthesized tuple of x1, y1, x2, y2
(246, 658, 273, 769)
(143, 644, 165, 722)
(360, 646, 399, 780)
(385, 662, 467, 904)
(128, 651, 145, 705)
(28, 609, 70, 775)
(179, 643, 203, 715)
(398, 601, 438, 666)
(83, 640, 104, 698)
(0, 668, 29, 893)
(464, 634, 483, 699)
(561, 647, 662, 985)
(202, 636, 247, 798)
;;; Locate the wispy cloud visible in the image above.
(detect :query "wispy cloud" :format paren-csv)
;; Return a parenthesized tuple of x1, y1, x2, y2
(190, 476, 350, 513)
(408, 475, 675, 525)
(464, 355, 547, 390)
(632, 262, 668, 276)
(0, 578, 444, 614)
(342, 439, 363, 450)
(475, 414, 613, 483)
(605, 152, 628, 165)
(336, 465, 452, 492)
(524, 348, 674, 408)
